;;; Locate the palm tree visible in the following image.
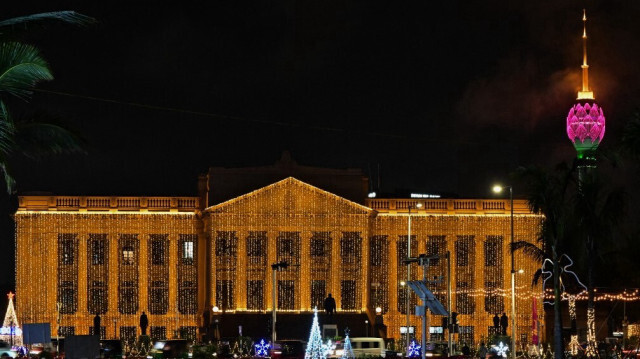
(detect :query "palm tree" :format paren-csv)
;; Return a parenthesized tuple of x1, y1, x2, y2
(621, 112, 640, 159)
(514, 163, 575, 359)
(573, 166, 626, 356)
(0, 11, 93, 192)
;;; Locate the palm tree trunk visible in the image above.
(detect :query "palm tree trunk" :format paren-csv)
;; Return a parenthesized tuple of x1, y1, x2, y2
(553, 257, 564, 359)
(586, 237, 597, 357)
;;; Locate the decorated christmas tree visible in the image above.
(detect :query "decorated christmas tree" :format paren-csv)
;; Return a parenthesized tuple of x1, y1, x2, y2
(304, 307, 325, 359)
(340, 328, 354, 359)
(0, 292, 22, 346)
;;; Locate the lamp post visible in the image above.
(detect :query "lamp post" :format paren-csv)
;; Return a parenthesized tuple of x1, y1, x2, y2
(493, 185, 515, 359)
(56, 302, 62, 354)
(212, 306, 220, 341)
(406, 202, 422, 351)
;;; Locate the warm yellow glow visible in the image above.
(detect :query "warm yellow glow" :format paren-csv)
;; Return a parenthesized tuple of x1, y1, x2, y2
(492, 185, 503, 193)
(518, 269, 525, 274)
(415, 203, 423, 208)
(16, 177, 544, 345)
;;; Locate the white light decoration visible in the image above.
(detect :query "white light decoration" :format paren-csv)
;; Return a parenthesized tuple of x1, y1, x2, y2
(0, 292, 22, 346)
(493, 342, 509, 358)
(305, 308, 325, 359)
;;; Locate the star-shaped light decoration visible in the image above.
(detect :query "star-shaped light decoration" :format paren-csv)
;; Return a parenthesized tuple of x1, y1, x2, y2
(406, 339, 421, 358)
(254, 339, 271, 357)
(493, 342, 509, 358)
(322, 339, 336, 357)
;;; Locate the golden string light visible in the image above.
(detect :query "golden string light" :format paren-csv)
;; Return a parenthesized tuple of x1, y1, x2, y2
(17, 179, 544, 346)
(15, 211, 199, 341)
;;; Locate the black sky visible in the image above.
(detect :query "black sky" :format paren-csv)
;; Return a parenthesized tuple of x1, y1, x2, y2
(2, 1, 640, 289)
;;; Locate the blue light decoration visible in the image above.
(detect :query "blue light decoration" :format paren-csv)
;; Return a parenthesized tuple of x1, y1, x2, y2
(407, 339, 421, 358)
(254, 339, 271, 357)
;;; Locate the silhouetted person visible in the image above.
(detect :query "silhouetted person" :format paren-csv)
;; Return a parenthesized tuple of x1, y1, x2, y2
(500, 312, 508, 335)
(140, 311, 149, 336)
(477, 342, 487, 359)
(324, 293, 336, 316)
(492, 314, 499, 328)
(93, 314, 101, 338)
(462, 343, 470, 356)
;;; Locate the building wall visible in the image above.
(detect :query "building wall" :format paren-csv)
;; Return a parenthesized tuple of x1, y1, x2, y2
(15, 197, 201, 342)
(15, 181, 545, 346)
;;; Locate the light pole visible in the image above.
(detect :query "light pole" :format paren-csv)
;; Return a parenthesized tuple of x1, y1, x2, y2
(406, 202, 422, 351)
(493, 185, 515, 359)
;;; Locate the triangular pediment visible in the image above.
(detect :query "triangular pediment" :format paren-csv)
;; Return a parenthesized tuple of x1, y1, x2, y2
(205, 177, 374, 216)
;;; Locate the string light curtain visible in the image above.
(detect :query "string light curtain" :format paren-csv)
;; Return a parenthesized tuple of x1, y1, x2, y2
(15, 212, 199, 339)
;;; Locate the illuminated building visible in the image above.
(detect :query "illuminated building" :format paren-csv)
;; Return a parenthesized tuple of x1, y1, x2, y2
(15, 159, 544, 345)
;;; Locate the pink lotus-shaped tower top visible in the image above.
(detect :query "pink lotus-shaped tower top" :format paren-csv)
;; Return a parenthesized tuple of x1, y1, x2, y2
(566, 102, 605, 154)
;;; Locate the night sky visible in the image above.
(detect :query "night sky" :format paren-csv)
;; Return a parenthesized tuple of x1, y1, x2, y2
(2, 1, 640, 291)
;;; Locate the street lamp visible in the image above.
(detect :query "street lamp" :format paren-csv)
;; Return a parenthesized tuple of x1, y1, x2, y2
(493, 184, 516, 359)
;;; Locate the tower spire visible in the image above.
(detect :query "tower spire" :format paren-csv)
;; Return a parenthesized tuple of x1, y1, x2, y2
(578, 9, 594, 100)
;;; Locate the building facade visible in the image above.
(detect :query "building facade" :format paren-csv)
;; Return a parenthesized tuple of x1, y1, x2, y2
(15, 176, 544, 345)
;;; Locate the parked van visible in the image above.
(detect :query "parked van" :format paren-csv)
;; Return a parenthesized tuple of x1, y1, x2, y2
(334, 337, 386, 358)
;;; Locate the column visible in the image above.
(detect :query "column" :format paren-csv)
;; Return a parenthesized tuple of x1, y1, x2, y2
(236, 231, 247, 310)
(331, 231, 342, 309)
(78, 233, 88, 331)
(300, 231, 311, 311)
(139, 233, 148, 314)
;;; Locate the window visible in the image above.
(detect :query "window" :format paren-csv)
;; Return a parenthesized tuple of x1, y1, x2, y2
(247, 280, 264, 310)
(149, 281, 168, 314)
(179, 327, 197, 341)
(455, 236, 474, 267)
(183, 241, 193, 260)
(58, 281, 77, 314)
(427, 236, 446, 266)
(341, 280, 356, 310)
(89, 237, 107, 265)
(310, 238, 327, 257)
(456, 281, 474, 314)
(215, 232, 236, 256)
(58, 326, 75, 338)
(119, 281, 138, 314)
(216, 280, 234, 310)
(311, 280, 326, 309)
(150, 326, 167, 340)
(88, 283, 107, 314)
(278, 280, 295, 310)
(151, 239, 167, 265)
(120, 326, 137, 343)
(310, 232, 330, 257)
(179, 281, 197, 314)
(277, 232, 300, 259)
(247, 232, 266, 258)
(484, 281, 504, 313)
(59, 236, 76, 265)
(340, 232, 361, 262)
(484, 236, 503, 267)
(459, 326, 475, 345)
(180, 234, 197, 265)
(122, 248, 134, 265)
(89, 326, 105, 339)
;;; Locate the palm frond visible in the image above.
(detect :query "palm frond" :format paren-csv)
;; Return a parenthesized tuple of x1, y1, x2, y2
(13, 112, 86, 158)
(0, 160, 15, 194)
(511, 240, 546, 263)
(0, 101, 15, 155)
(532, 268, 543, 286)
(0, 11, 95, 29)
(0, 42, 52, 100)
